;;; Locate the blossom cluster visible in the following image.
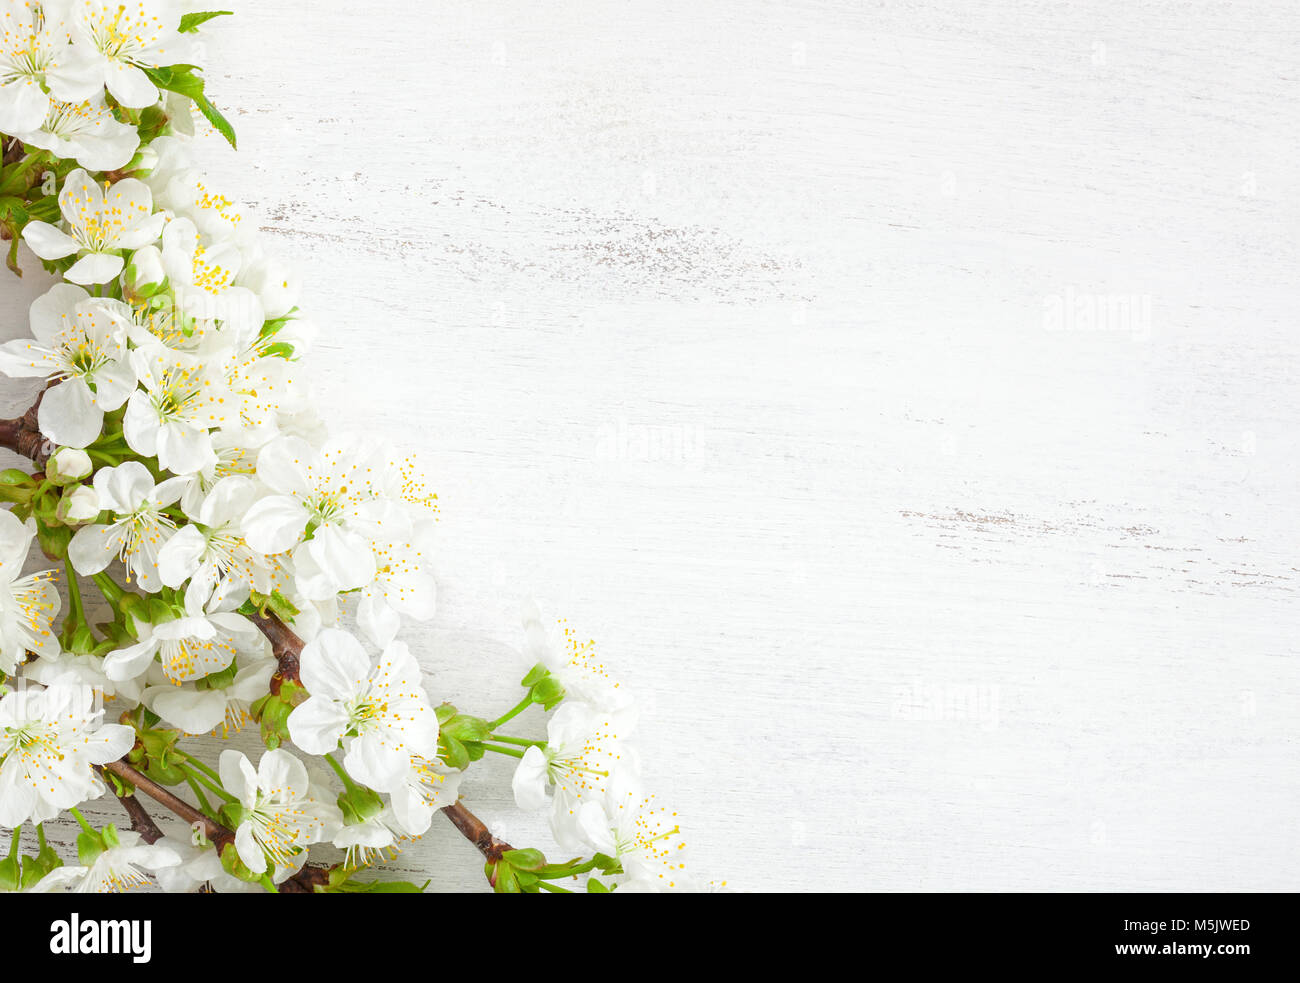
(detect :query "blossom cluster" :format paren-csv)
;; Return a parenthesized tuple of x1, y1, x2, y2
(0, 2, 702, 893)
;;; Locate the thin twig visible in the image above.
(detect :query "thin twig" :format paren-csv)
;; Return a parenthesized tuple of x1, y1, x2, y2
(112, 792, 165, 845)
(440, 801, 513, 862)
(248, 609, 301, 690)
(0, 395, 50, 467)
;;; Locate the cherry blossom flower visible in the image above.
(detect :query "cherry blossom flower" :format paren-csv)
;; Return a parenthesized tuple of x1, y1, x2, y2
(0, 283, 136, 447)
(124, 342, 239, 475)
(0, 678, 135, 826)
(22, 169, 163, 285)
(0, 0, 100, 134)
(0, 509, 60, 673)
(286, 627, 439, 793)
(102, 588, 260, 685)
(242, 435, 412, 598)
(67, 461, 188, 591)
(219, 748, 340, 881)
(69, 0, 197, 108)
(32, 828, 179, 893)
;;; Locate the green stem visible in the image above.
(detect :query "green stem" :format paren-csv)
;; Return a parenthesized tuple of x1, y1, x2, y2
(86, 449, 118, 467)
(91, 571, 126, 606)
(184, 773, 216, 820)
(179, 764, 236, 803)
(323, 752, 360, 794)
(175, 749, 221, 784)
(537, 880, 574, 893)
(62, 557, 85, 638)
(5, 823, 20, 861)
(540, 857, 602, 879)
(479, 743, 525, 759)
(68, 807, 95, 835)
(486, 695, 534, 731)
(487, 733, 546, 748)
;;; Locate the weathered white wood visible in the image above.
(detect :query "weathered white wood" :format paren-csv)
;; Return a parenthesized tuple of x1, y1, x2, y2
(3, 0, 1298, 891)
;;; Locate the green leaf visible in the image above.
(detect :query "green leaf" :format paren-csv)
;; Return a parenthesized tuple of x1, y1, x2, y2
(194, 93, 237, 149)
(178, 10, 233, 32)
(144, 64, 237, 149)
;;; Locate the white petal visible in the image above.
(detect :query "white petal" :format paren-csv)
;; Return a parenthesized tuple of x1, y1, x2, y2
(67, 524, 118, 576)
(157, 524, 205, 588)
(285, 696, 350, 755)
(512, 746, 550, 811)
(255, 437, 313, 496)
(241, 496, 309, 555)
(37, 379, 103, 448)
(299, 628, 369, 701)
(65, 251, 125, 286)
(21, 221, 79, 260)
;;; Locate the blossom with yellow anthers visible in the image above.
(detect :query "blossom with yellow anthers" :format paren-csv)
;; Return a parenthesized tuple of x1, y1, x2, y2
(513, 701, 631, 823)
(73, 0, 197, 109)
(68, 460, 186, 594)
(579, 782, 689, 890)
(287, 628, 440, 795)
(1, 507, 62, 672)
(219, 748, 338, 879)
(31, 828, 180, 893)
(389, 754, 463, 837)
(123, 342, 239, 475)
(0, 0, 99, 136)
(0, 283, 139, 448)
(22, 168, 160, 280)
(0, 680, 136, 827)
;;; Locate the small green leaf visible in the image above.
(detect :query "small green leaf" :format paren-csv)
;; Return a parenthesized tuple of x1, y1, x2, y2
(178, 10, 233, 33)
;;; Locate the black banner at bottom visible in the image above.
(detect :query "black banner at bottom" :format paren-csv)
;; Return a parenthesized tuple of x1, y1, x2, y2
(4, 891, 1287, 970)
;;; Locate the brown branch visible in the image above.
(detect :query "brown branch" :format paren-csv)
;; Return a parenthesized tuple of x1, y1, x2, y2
(248, 609, 301, 690)
(112, 792, 165, 845)
(100, 760, 229, 846)
(0, 395, 50, 467)
(440, 801, 513, 862)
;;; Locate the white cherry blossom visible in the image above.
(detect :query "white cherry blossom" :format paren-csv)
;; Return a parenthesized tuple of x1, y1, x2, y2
(67, 460, 187, 591)
(0, 678, 135, 826)
(0, 283, 135, 447)
(0, 509, 60, 673)
(286, 627, 439, 793)
(22, 169, 163, 285)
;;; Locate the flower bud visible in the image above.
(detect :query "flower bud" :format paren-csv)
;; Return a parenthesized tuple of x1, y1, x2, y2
(46, 447, 91, 485)
(55, 485, 100, 524)
(125, 244, 166, 297)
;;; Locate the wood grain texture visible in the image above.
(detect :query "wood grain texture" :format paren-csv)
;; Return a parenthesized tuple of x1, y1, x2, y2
(2, 0, 1298, 891)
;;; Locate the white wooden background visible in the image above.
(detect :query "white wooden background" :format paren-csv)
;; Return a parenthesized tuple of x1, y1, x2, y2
(3, 0, 1298, 892)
